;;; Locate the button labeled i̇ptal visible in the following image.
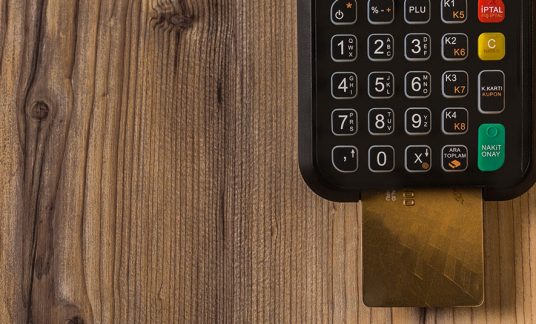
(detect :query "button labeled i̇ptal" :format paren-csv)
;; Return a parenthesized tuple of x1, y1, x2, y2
(478, 0, 505, 23)
(478, 33, 505, 61)
(478, 124, 505, 172)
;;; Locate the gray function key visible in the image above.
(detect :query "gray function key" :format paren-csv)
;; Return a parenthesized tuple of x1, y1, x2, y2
(442, 71, 468, 98)
(331, 0, 358, 25)
(479, 70, 505, 114)
(442, 33, 468, 61)
(441, 0, 467, 23)
(368, 0, 395, 24)
(405, 0, 431, 24)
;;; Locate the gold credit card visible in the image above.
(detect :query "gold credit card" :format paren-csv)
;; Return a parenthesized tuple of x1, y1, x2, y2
(361, 189, 484, 307)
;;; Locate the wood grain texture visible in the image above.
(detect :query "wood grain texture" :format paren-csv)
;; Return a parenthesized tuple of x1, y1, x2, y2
(0, 0, 535, 323)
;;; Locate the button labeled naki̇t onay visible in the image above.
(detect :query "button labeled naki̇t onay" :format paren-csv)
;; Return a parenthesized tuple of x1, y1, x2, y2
(478, 124, 505, 172)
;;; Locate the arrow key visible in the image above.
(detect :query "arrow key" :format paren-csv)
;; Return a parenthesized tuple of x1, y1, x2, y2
(405, 145, 432, 172)
(332, 146, 359, 173)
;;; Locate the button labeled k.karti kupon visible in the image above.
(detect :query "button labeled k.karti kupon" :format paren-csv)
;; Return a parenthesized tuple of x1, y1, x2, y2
(478, 0, 505, 23)
(479, 70, 505, 114)
(331, 0, 358, 25)
(478, 124, 505, 172)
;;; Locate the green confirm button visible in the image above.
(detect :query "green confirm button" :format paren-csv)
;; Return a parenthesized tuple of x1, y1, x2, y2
(478, 124, 505, 172)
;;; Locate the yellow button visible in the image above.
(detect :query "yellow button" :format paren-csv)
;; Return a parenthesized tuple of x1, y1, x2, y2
(478, 33, 506, 61)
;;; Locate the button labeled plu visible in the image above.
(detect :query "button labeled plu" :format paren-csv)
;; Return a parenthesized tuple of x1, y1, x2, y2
(478, 124, 505, 172)
(478, 32, 505, 61)
(405, 0, 431, 24)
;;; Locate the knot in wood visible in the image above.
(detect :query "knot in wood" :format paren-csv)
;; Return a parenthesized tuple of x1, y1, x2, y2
(30, 101, 50, 120)
(67, 316, 84, 324)
(151, 3, 193, 32)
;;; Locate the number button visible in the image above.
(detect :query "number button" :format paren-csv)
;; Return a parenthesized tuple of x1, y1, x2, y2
(332, 109, 358, 136)
(369, 108, 395, 135)
(405, 108, 432, 135)
(331, 35, 358, 62)
(404, 0, 431, 24)
(442, 108, 468, 135)
(368, 34, 394, 61)
(331, 0, 358, 25)
(442, 71, 468, 98)
(368, 0, 395, 25)
(331, 72, 358, 99)
(369, 146, 395, 173)
(441, 0, 467, 23)
(405, 34, 431, 61)
(368, 72, 395, 99)
(442, 33, 468, 61)
(405, 145, 432, 173)
(332, 146, 359, 173)
(405, 72, 431, 98)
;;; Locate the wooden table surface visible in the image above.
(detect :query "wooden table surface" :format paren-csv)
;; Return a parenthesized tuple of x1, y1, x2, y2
(1, 0, 535, 323)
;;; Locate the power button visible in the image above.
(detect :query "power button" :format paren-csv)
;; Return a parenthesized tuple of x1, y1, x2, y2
(331, 0, 358, 25)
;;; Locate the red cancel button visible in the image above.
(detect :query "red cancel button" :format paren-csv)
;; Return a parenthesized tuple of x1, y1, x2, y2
(478, 0, 505, 23)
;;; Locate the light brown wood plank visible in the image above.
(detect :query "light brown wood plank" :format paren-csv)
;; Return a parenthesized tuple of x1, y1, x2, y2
(1, 0, 536, 323)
